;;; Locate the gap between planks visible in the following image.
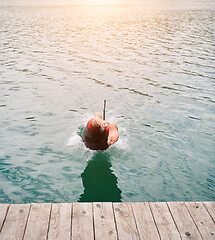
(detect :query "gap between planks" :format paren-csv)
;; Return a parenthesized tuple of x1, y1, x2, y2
(0, 202, 214, 240)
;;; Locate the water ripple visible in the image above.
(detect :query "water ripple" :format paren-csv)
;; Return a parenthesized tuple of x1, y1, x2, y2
(0, 0, 214, 203)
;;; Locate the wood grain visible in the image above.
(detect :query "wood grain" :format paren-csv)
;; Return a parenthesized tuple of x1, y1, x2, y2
(48, 203, 72, 240)
(168, 202, 202, 240)
(203, 202, 215, 222)
(0, 202, 214, 240)
(131, 202, 160, 240)
(71, 202, 94, 240)
(0, 204, 9, 231)
(186, 202, 215, 240)
(0, 204, 30, 240)
(93, 202, 117, 240)
(150, 202, 181, 240)
(23, 203, 51, 240)
(113, 202, 139, 240)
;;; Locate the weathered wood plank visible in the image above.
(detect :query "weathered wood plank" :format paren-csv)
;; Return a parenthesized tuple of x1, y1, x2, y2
(0, 204, 9, 231)
(23, 203, 52, 240)
(203, 202, 215, 222)
(71, 203, 94, 240)
(48, 203, 72, 240)
(131, 202, 160, 240)
(113, 202, 139, 240)
(93, 202, 117, 240)
(168, 202, 202, 240)
(149, 202, 181, 240)
(185, 202, 215, 240)
(0, 204, 30, 240)
(0, 202, 214, 240)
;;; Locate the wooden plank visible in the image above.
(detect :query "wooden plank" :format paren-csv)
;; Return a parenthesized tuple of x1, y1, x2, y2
(113, 202, 139, 240)
(0, 202, 214, 240)
(186, 202, 215, 240)
(131, 202, 160, 240)
(168, 202, 202, 240)
(93, 202, 117, 240)
(203, 202, 215, 222)
(0, 204, 9, 231)
(149, 202, 181, 240)
(0, 204, 30, 240)
(71, 203, 94, 240)
(48, 203, 72, 240)
(23, 203, 51, 240)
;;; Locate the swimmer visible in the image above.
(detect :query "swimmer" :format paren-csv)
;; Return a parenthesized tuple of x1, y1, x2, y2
(82, 112, 119, 150)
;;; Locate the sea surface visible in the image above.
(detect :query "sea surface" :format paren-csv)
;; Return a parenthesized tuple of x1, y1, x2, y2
(0, 0, 214, 203)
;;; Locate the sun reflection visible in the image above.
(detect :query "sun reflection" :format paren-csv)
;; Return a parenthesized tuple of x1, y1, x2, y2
(78, 0, 123, 6)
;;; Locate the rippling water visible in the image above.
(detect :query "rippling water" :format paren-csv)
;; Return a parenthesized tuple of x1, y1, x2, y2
(0, 0, 215, 203)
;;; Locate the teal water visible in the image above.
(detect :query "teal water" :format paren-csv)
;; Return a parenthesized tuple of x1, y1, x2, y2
(0, 0, 215, 203)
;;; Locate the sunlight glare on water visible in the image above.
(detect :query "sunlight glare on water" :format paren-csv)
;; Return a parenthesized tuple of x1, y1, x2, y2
(0, 0, 215, 203)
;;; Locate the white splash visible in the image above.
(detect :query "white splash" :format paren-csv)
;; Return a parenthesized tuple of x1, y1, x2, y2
(67, 112, 130, 153)
(67, 133, 81, 146)
(114, 126, 130, 150)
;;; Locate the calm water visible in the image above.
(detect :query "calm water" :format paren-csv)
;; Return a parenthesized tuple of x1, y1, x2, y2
(0, 0, 215, 203)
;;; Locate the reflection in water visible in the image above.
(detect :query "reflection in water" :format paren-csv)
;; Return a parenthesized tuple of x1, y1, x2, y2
(79, 152, 122, 202)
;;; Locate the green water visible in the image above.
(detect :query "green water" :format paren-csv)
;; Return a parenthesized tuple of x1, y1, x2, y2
(0, 0, 214, 203)
(79, 152, 122, 202)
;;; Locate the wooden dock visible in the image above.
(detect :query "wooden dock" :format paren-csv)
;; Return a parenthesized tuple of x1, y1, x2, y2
(0, 202, 214, 239)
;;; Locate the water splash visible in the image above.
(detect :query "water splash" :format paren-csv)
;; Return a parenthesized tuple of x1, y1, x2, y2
(67, 133, 82, 147)
(67, 113, 130, 153)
